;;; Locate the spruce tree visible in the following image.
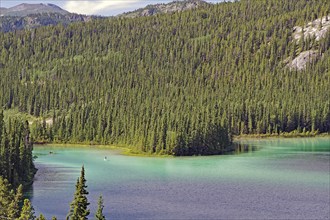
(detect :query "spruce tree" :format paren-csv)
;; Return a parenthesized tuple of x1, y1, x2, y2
(8, 184, 23, 219)
(19, 199, 35, 220)
(36, 214, 46, 220)
(95, 195, 106, 220)
(67, 165, 90, 220)
(0, 0, 329, 155)
(0, 177, 25, 219)
(0, 176, 12, 217)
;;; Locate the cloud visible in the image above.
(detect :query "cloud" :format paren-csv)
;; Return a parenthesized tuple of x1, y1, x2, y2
(63, 0, 142, 16)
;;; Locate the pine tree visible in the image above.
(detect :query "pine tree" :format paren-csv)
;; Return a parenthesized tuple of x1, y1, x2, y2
(36, 214, 46, 220)
(19, 199, 35, 220)
(7, 184, 23, 219)
(95, 195, 106, 220)
(0, 177, 25, 219)
(0, 176, 12, 217)
(0, 0, 329, 155)
(67, 165, 90, 220)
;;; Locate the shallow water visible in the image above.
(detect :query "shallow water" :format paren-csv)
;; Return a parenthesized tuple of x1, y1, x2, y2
(29, 137, 330, 219)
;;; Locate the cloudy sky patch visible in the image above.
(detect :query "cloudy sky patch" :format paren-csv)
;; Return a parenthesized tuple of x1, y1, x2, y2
(1, 0, 226, 16)
(63, 0, 141, 16)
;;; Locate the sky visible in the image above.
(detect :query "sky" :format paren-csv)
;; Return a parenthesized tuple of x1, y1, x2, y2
(0, 0, 226, 16)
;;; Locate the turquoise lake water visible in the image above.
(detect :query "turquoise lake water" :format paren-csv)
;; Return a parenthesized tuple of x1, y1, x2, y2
(29, 137, 330, 219)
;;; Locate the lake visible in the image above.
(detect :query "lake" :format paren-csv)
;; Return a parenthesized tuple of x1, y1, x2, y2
(28, 137, 330, 219)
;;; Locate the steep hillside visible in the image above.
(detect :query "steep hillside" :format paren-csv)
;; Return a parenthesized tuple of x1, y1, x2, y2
(120, 0, 209, 18)
(0, 0, 329, 155)
(287, 15, 330, 70)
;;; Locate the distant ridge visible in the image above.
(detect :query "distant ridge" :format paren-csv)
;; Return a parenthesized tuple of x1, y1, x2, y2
(0, 3, 69, 17)
(0, 7, 8, 14)
(0, 1, 209, 32)
(119, 0, 209, 18)
(0, 3, 101, 32)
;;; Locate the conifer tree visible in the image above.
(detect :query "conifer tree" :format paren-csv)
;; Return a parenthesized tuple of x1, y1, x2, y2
(0, 176, 12, 217)
(0, 0, 329, 155)
(95, 195, 106, 220)
(67, 166, 90, 220)
(7, 184, 23, 219)
(36, 214, 46, 220)
(0, 177, 26, 219)
(19, 199, 35, 220)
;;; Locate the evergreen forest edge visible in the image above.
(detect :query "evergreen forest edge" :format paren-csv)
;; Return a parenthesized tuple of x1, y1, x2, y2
(0, 0, 329, 157)
(1, 0, 330, 218)
(0, 111, 104, 219)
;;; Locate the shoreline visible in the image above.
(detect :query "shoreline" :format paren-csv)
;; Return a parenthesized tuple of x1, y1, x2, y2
(233, 132, 330, 141)
(33, 142, 173, 157)
(33, 133, 329, 157)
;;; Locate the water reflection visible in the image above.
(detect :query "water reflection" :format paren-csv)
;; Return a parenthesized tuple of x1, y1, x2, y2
(25, 184, 33, 201)
(29, 138, 330, 219)
(234, 137, 330, 154)
(231, 142, 260, 154)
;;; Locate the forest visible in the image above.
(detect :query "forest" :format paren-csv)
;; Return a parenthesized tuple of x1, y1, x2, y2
(1, 163, 106, 219)
(0, 112, 36, 219)
(0, 0, 329, 156)
(0, 111, 35, 187)
(0, 112, 104, 219)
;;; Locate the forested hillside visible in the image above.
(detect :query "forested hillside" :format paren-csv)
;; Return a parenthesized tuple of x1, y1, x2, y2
(119, 0, 208, 18)
(0, 0, 329, 155)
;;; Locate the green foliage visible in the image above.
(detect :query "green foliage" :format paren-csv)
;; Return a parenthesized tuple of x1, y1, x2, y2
(8, 184, 23, 218)
(0, 111, 36, 186)
(95, 195, 106, 220)
(0, 176, 23, 219)
(36, 214, 47, 220)
(174, 123, 232, 156)
(0, 113, 36, 219)
(67, 166, 90, 220)
(0, 0, 329, 155)
(1, 160, 105, 220)
(19, 199, 36, 220)
(0, 178, 37, 220)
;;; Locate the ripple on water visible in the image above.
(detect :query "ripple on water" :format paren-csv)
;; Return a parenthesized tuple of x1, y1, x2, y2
(30, 138, 330, 219)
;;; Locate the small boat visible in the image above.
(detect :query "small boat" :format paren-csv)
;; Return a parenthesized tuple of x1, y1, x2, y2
(104, 156, 107, 161)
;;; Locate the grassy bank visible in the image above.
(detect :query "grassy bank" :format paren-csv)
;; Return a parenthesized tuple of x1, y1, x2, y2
(33, 131, 329, 157)
(34, 142, 173, 157)
(234, 132, 330, 140)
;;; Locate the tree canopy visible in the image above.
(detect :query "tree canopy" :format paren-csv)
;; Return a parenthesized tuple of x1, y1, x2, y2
(67, 166, 90, 220)
(0, 0, 329, 155)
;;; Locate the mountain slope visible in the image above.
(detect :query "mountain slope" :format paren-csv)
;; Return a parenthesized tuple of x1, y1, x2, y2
(0, 7, 8, 14)
(0, 1, 208, 32)
(0, 3, 96, 32)
(0, 0, 329, 155)
(120, 0, 209, 18)
(0, 3, 69, 17)
(287, 15, 330, 70)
